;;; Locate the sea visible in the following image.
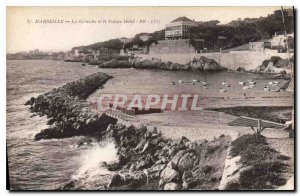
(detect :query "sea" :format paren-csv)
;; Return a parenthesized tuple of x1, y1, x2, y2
(6, 60, 293, 190)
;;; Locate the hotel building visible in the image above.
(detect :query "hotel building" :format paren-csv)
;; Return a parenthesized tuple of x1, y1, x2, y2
(165, 17, 198, 40)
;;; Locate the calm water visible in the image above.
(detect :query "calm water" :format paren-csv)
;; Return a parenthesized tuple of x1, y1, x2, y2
(6, 60, 293, 190)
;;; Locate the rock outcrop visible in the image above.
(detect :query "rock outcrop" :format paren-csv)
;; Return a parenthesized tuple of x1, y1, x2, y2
(97, 57, 227, 72)
(105, 124, 231, 190)
(257, 56, 293, 74)
(25, 72, 117, 140)
(189, 56, 227, 71)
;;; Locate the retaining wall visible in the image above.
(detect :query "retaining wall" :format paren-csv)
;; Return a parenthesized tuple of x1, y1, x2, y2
(138, 51, 291, 70)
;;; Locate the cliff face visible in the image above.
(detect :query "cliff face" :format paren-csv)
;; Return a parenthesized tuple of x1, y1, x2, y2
(25, 72, 116, 140)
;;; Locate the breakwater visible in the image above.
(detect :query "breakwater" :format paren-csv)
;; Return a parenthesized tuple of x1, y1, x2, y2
(97, 56, 227, 72)
(103, 124, 230, 190)
(25, 72, 117, 140)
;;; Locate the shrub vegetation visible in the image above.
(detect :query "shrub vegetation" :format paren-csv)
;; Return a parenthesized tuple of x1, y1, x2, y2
(225, 134, 289, 190)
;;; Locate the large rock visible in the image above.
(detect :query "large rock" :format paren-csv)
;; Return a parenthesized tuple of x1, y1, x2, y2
(57, 179, 77, 190)
(164, 182, 182, 190)
(160, 163, 180, 186)
(177, 152, 197, 173)
(136, 155, 153, 170)
(108, 174, 125, 188)
(76, 137, 93, 148)
(182, 170, 200, 189)
(151, 164, 167, 176)
(189, 56, 227, 71)
(171, 150, 187, 166)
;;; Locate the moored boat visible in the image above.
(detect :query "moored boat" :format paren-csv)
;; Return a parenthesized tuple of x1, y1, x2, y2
(219, 88, 226, 92)
(243, 85, 250, 90)
(222, 82, 231, 87)
(248, 80, 256, 85)
(264, 85, 270, 91)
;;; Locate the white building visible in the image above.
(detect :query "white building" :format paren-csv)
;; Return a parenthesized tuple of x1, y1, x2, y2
(165, 16, 198, 40)
(249, 41, 271, 52)
(74, 49, 79, 57)
(271, 32, 294, 49)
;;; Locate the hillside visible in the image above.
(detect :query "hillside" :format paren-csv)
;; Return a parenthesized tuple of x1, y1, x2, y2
(71, 9, 294, 52)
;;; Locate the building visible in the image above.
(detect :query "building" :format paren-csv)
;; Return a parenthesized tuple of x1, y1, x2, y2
(249, 41, 271, 52)
(78, 49, 92, 57)
(29, 49, 40, 55)
(165, 16, 198, 40)
(93, 48, 119, 61)
(74, 49, 80, 57)
(271, 32, 294, 51)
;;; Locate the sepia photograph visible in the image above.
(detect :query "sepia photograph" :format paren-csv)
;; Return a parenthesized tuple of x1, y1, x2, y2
(6, 6, 295, 191)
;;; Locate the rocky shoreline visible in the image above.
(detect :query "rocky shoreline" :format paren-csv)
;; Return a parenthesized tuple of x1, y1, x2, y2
(59, 123, 230, 190)
(25, 72, 116, 140)
(97, 56, 227, 72)
(24, 69, 232, 190)
(23, 67, 290, 190)
(105, 124, 230, 190)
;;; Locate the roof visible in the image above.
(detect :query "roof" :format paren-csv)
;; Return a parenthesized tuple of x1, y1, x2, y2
(171, 16, 194, 23)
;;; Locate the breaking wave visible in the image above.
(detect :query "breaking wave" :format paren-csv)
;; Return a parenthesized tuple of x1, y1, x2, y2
(71, 141, 119, 186)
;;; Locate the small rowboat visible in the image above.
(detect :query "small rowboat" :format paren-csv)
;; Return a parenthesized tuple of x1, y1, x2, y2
(248, 81, 256, 85)
(243, 86, 250, 90)
(219, 88, 227, 92)
(264, 85, 270, 91)
(222, 82, 231, 87)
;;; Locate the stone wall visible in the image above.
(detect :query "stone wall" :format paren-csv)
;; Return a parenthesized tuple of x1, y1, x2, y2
(149, 39, 196, 55)
(138, 51, 291, 71)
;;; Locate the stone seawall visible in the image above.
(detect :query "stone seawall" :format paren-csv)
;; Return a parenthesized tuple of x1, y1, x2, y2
(137, 52, 290, 71)
(149, 39, 196, 55)
(25, 72, 117, 140)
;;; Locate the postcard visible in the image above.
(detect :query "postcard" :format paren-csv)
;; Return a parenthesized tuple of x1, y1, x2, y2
(6, 6, 295, 191)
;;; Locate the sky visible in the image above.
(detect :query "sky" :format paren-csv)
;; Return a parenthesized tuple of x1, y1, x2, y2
(6, 6, 287, 53)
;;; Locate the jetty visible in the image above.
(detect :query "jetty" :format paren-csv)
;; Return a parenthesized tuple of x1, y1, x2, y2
(25, 72, 118, 140)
